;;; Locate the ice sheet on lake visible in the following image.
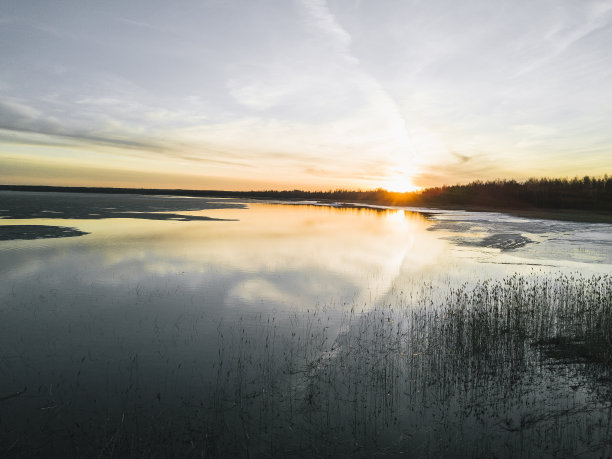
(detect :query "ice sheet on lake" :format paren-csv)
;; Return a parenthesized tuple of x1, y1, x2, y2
(425, 209, 612, 264)
(0, 225, 89, 241)
(0, 191, 246, 221)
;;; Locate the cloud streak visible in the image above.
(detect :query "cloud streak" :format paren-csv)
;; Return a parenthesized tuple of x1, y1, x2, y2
(298, 0, 355, 61)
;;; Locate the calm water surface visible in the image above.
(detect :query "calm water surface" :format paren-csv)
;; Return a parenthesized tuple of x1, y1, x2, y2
(1, 191, 611, 457)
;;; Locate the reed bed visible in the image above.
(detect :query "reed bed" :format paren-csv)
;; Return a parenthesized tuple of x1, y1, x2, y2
(208, 273, 612, 458)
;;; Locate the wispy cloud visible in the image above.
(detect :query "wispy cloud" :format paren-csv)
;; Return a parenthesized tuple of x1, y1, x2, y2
(412, 152, 511, 187)
(0, 99, 62, 132)
(297, 0, 355, 62)
(514, 1, 612, 77)
(451, 152, 471, 164)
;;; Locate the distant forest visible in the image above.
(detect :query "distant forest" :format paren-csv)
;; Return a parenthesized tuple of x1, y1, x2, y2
(2, 176, 611, 212)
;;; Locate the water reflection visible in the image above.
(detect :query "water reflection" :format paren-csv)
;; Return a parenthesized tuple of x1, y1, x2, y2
(3, 204, 447, 316)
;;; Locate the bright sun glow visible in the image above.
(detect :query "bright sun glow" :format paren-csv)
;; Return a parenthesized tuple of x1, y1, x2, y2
(382, 176, 421, 193)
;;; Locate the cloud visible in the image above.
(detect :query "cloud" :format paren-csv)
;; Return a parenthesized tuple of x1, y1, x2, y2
(293, 0, 417, 175)
(0, 99, 65, 135)
(225, 64, 318, 112)
(298, 0, 354, 61)
(508, 1, 612, 77)
(412, 152, 510, 187)
(451, 152, 471, 164)
(0, 98, 207, 160)
(113, 16, 159, 31)
(304, 157, 395, 181)
(227, 78, 292, 111)
(0, 121, 165, 154)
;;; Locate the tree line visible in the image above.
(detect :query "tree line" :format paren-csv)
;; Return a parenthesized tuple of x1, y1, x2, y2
(1, 176, 610, 211)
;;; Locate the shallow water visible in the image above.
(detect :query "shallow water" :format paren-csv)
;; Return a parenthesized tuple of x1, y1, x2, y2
(0, 191, 611, 457)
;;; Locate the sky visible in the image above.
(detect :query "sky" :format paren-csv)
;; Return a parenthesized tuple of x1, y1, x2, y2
(1, 0, 611, 191)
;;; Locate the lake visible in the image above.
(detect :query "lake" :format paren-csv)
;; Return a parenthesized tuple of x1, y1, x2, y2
(1, 191, 611, 457)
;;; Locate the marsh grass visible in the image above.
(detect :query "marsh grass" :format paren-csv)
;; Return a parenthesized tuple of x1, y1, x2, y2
(2, 274, 611, 457)
(208, 274, 612, 458)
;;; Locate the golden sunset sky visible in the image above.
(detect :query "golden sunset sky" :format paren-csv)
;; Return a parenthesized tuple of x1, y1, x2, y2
(1, 0, 611, 191)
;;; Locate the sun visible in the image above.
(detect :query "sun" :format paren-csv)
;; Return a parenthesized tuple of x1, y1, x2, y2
(382, 176, 421, 193)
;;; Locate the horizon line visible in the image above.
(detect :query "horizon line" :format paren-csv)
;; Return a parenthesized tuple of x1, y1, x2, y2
(1, 173, 610, 196)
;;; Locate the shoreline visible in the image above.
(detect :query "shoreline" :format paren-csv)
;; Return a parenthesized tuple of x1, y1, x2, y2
(2, 184, 611, 224)
(294, 199, 612, 224)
